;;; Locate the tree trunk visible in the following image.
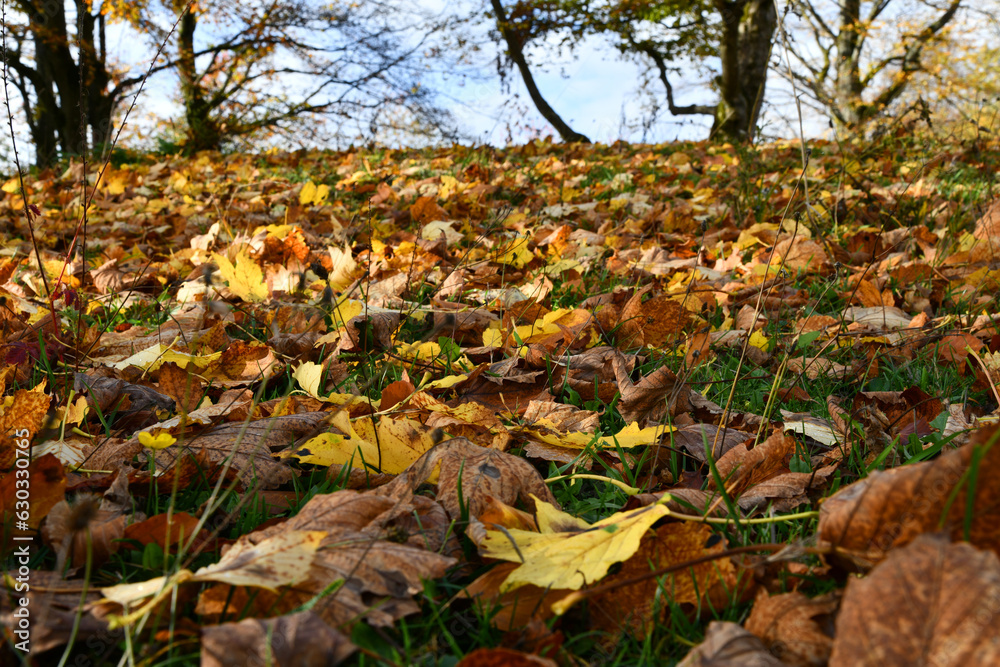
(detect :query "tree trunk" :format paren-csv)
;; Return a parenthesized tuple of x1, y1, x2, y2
(177, 9, 222, 152)
(15, 0, 121, 165)
(490, 0, 591, 143)
(835, 0, 864, 127)
(29, 31, 61, 166)
(712, 0, 776, 141)
(77, 4, 114, 151)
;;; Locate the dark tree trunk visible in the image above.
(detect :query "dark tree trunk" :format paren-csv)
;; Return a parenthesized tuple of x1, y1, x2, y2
(711, 0, 776, 141)
(15, 0, 121, 165)
(77, 3, 114, 150)
(835, 0, 864, 127)
(177, 9, 222, 152)
(29, 31, 60, 166)
(490, 0, 591, 143)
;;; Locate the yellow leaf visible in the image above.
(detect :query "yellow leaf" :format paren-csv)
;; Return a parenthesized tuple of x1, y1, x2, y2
(105, 175, 127, 195)
(483, 328, 504, 348)
(519, 420, 670, 451)
(421, 373, 468, 390)
(298, 181, 317, 205)
(299, 181, 330, 206)
(286, 413, 439, 475)
(108, 343, 221, 372)
(439, 175, 459, 200)
(213, 250, 268, 302)
(138, 431, 176, 450)
(314, 184, 330, 205)
(101, 530, 325, 625)
(2, 178, 20, 194)
(497, 235, 534, 268)
(748, 330, 769, 351)
(293, 361, 326, 398)
(328, 244, 359, 291)
(66, 395, 89, 424)
(480, 497, 671, 591)
(596, 422, 672, 448)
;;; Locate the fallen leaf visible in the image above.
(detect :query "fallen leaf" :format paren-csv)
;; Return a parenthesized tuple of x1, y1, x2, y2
(679, 620, 790, 666)
(589, 522, 741, 638)
(745, 590, 838, 667)
(829, 533, 1000, 666)
(817, 424, 1000, 568)
(479, 496, 671, 591)
(201, 611, 355, 667)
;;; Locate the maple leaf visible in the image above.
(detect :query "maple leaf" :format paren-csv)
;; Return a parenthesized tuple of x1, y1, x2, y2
(212, 250, 269, 302)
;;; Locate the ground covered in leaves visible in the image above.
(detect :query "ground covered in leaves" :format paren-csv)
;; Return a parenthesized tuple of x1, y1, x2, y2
(3, 134, 1000, 665)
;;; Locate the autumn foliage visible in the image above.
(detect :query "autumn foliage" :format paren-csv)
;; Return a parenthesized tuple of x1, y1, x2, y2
(3, 134, 1000, 664)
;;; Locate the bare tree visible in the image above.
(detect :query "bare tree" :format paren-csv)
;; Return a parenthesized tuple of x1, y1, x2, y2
(143, 0, 458, 152)
(1, 0, 457, 164)
(782, 0, 964, 129)
(487, 0, 590, 143)
(1, 1, 158, 165)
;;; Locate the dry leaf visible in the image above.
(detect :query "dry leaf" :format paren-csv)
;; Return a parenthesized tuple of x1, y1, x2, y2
(201, 611, 355, 667)
(745, 591, 838, 667)
(679, 621, 790, 666)
(830, 533, 1000, 666)
(817, 424, 1000, 568)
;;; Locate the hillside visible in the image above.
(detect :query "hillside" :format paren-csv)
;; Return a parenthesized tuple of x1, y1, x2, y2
(2, 134, 1000, 665)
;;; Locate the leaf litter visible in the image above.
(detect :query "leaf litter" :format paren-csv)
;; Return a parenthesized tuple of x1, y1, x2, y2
(2, 137, 1000, 663)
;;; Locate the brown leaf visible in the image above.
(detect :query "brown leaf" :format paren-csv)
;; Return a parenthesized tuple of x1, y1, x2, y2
(714, 430, 796, 494)
(74, 373, 174, 422)
(559, 346, 622, 404)
(197, 490, 456, 628)
(379, 378, 416, 412)
(0, 571, 116, 653)
(42, 471, 140, 570)
(679, 621, 790, 667)
(459, 562, 573, 631)
(522, 399, 600, 433)
(456, 648, 558, 667)
(817, 424, 1000, 568)
(338, 310, 401, 352)
(613, 353, 690, 426)
(123, 512, 203, 551)
(852, 279, 893, 308)
(829, 533, 1000, 666)
(785, 356, 855, 381)
(448, 361, 550, 416)
(670, 423, 755, 463)
(0, 453, 65, 533)
(205, 340, 281, 385)
(0, 389, 50, 470)
(589, 522, 742, 638)
(736, 467, 836, 512)
(410, 195, 449, 224)
(973, 199, 1000, 239)
(149, 412, 325, 489)
(772, 238, 829, 274)
(201, 611, 356, 667)
(745, 591, 838, 667)
(618, 286, 691, 349)
(379, 437, 558, 520)
(157, 362, 204, 413)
